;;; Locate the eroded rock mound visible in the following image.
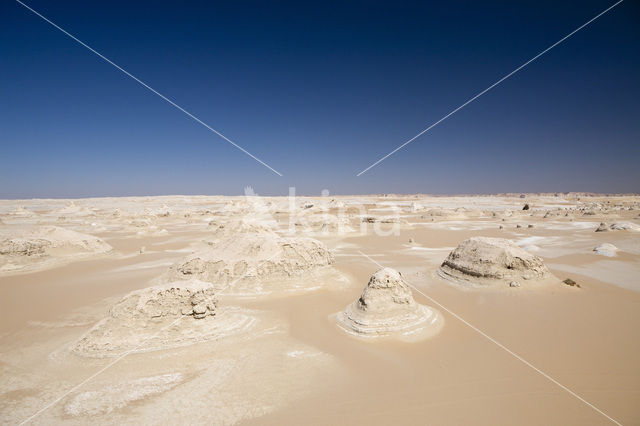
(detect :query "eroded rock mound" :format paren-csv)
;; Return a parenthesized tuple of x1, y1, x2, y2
(595, 222, 639, 232)
(328, 199, 346, 209)
(336, 268, 442, 341)
(111, 280, 217, 320)
(72, 280, 256, 357)
(9, 206, 37, 218)
(294, 213, 355, 235)
(166, 233, 336, 296)
(0, 226, 112, 274)
(207, 218, 277, 240)
(56, 201, 94, 216)
(438, 237, 553, 287)
(593, 243, 618, 257)
(610, 222, 640, 231)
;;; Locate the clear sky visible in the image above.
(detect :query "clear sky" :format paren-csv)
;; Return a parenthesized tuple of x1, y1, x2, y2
(2, 0, 639, 198)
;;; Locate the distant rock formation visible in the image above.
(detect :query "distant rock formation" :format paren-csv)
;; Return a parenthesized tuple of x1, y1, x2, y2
(336, 268, 443, 341)
(294, 213, 355, 235)
(438, 237, 554, 287)
(65, 373, 184, 417)
(8, 206, 37, 218)
(593, 243, 618, 257)
(208, 218, 277, 239)
(328, 199, 346, 209)
(409, 202, 423, 212)
(596, 222, 640, 232)
(610, 222, 640, 231)
(56, 201, 94, 216)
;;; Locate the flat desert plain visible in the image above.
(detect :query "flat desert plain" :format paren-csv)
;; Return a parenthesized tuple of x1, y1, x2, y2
(1, 194, 639, 425)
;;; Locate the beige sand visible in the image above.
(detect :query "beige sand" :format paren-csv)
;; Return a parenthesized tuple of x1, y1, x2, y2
(0, 194, 639, 425)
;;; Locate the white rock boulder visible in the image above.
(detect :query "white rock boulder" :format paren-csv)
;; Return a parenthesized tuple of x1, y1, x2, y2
(336, 268, 443, 341)
(438, 237, 554, 287)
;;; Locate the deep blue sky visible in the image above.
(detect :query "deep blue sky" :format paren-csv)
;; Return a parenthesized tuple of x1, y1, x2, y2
(2, 0, 639, 197)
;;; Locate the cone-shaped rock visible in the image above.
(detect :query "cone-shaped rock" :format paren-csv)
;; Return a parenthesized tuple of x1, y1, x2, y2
(336, 268, 443, 341)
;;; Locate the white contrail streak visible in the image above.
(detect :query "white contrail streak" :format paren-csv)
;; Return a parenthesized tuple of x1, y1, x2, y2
(356, 0, 623, 176)
(356, 250, 622, 425)
(15, 0, 283, 176)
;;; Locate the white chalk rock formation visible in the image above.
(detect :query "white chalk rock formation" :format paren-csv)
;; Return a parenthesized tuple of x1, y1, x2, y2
(409, 202, 423, 212)
(294, 213, 355, 235)
(166, 233, 336, 296)
(208, 218, 277, 240)
(219, 200, 249, 216)
(593, 243, 618, 257)
(336, 268, 443, 341)
(56, 201, 94, 216)
(377, 216, 408, 224)
(9, 206, 37, 218)
(0, 226, 112, 274)
(328, 199, 346, 209)
(610, 222, 640, 231)
(72, 280, 256, 357)
(595, 222, 640, 232)
(438, 237, 554, 287)
(112, 280, 217, 320)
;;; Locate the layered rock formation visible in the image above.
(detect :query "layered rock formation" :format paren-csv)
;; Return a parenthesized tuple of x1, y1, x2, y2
(596, 222, 640, 232)
(166, 233, 336, 296)
(72, 280, 255, 357)
(0, 226, 112, 274)
(207, 218, 277, 240)
(336, 268, 443, 341)
(9, 206, 37, 218)
(438, 237, 554, 287)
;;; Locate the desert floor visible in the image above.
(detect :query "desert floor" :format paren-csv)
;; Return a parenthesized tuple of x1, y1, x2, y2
(1, 194, 639, 425)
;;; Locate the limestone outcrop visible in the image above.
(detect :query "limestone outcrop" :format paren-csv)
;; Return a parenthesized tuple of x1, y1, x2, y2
(438, 237, 553, 287)
(166, 233, 335, 296)
(336, 268, 443, 340)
